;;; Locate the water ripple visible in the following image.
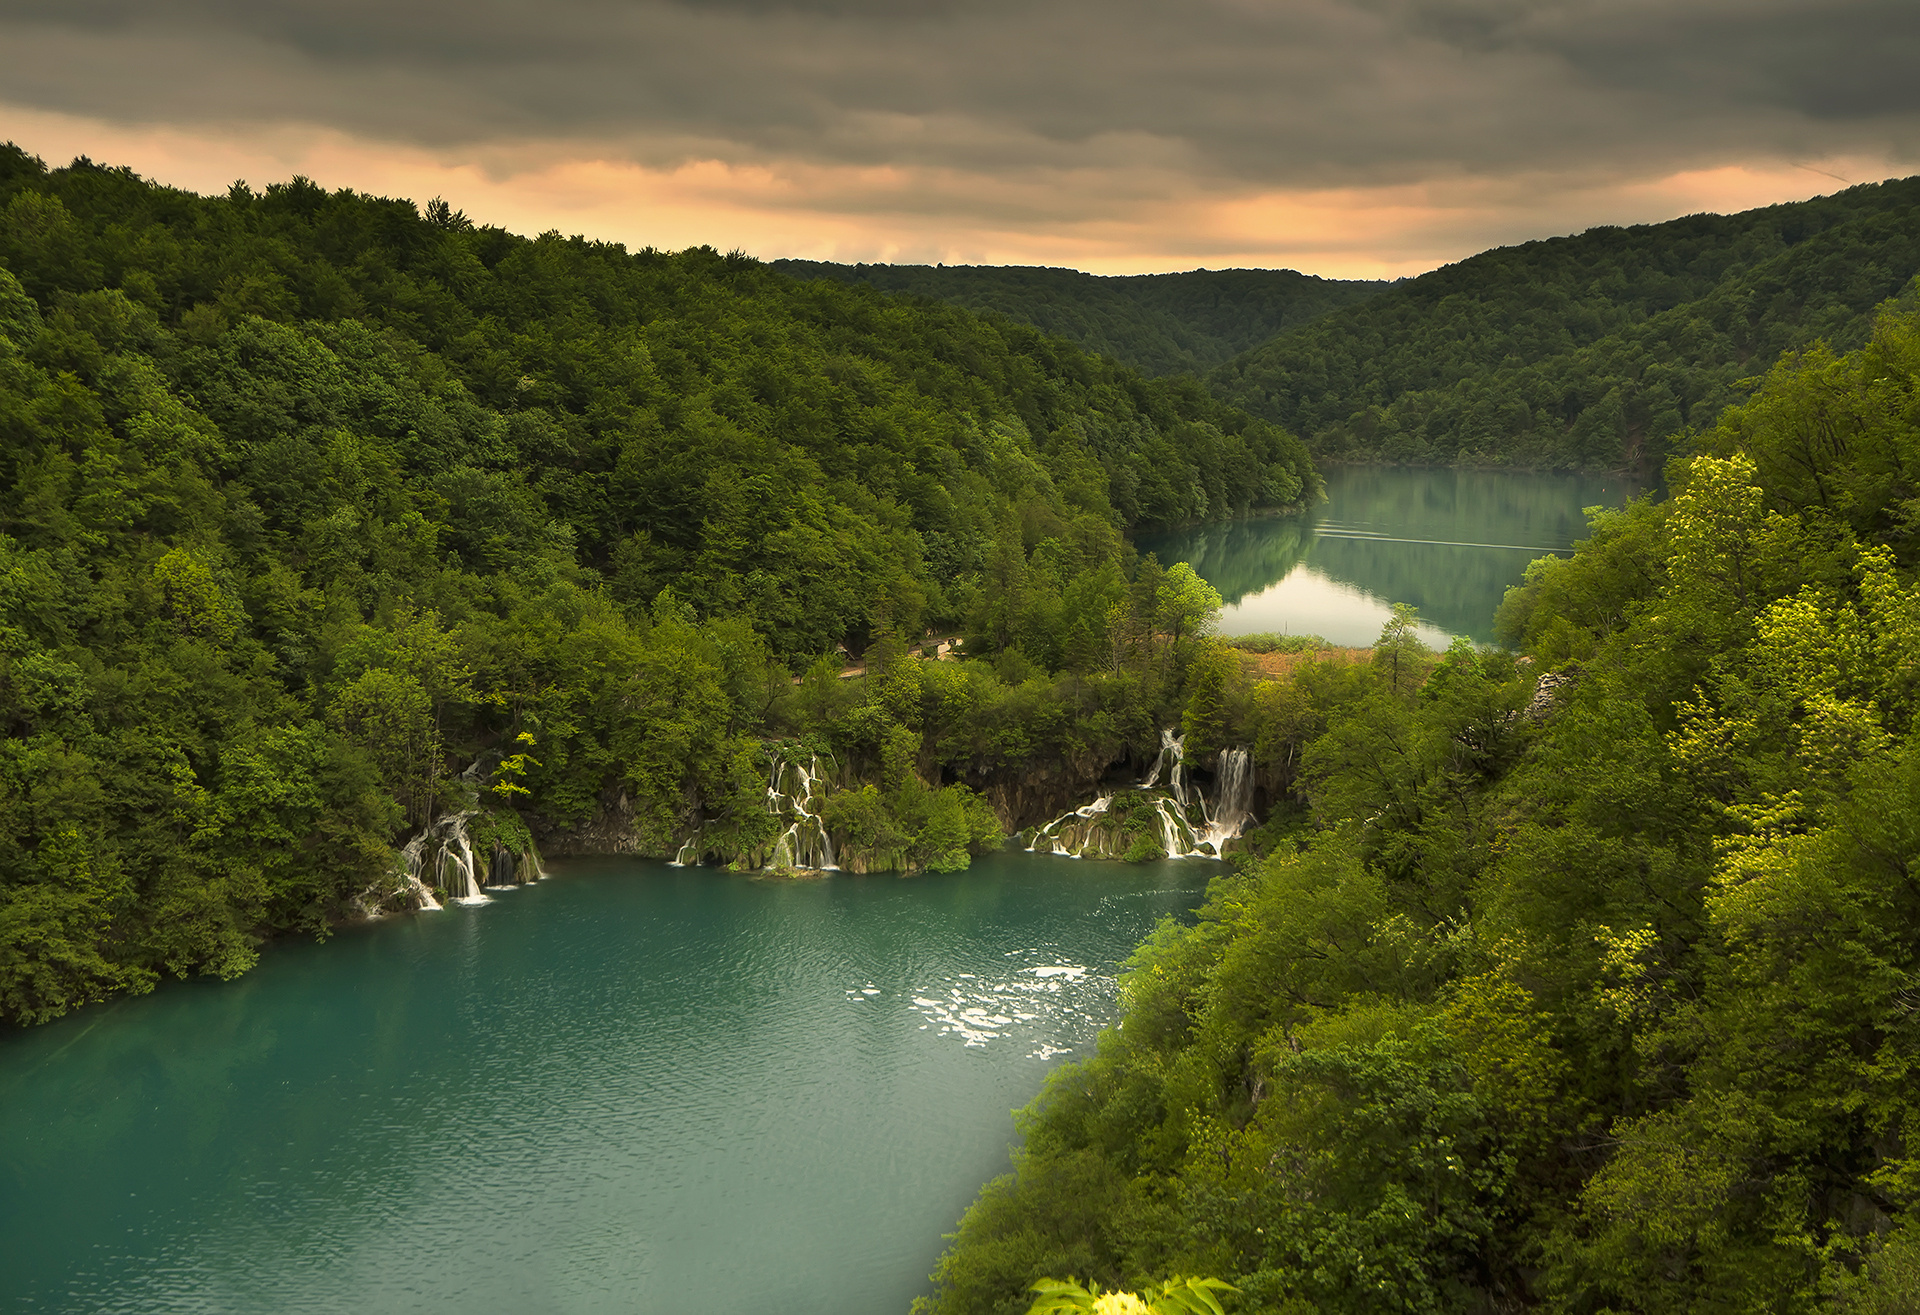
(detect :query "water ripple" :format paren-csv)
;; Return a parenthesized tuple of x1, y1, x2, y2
(0, 853, 1204, 1315)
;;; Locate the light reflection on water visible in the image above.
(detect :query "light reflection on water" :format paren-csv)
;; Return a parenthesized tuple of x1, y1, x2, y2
(0, 852, 1207, 1315)
(1143, 465, 1646, 645)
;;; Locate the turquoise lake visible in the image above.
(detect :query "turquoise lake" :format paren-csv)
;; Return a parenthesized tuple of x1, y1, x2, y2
(0, 853, 1207, 1314)
(0, 467, 1656, 1313)
(1142, 465, 1646, 646)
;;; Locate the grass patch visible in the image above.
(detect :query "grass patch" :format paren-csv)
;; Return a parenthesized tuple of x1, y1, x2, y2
(1224, 632, 1332, 654)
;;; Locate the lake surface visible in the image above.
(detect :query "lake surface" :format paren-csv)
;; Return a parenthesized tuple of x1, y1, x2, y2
(1142, 466, 1645, 646)
(0, 852, 1207, 1315)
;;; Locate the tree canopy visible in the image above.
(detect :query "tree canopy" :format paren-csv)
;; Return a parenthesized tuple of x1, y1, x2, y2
(0, 146, 1315, 1026)
(919, 305, 1920, 1313)
(1210, 178, 1920, 470)
(774, 261, 1387, 378)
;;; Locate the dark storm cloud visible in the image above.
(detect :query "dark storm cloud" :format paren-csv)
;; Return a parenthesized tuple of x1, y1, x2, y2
(1534, 0, 1920, 120)
(3, 0, 1916, 185)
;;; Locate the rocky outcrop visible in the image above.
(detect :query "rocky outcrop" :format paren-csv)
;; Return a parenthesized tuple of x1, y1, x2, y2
(535, 790, 670, 858)
(975, 756, 1122, 833)
(1526, 667, 1579, 721)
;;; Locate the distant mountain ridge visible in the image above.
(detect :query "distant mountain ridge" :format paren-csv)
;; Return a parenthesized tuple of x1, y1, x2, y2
(1208, 177, 1920, 472)
(785, 180, 1920, 473)
(771, 261, 1389, 377)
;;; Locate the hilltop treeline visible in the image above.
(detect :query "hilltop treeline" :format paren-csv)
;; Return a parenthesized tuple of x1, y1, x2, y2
(781, 182, 1920, 473)
(1211, 179, 1920, 470)
(775, 261, 1386, 378)
(920, 311, 1920, 1311)
(0, 147, 1315, 1025)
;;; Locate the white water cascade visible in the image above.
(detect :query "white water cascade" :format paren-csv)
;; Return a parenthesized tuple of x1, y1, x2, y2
(1197, 746, 1254, 851)
(671, 752, 841, 871)
(1027, 732, 1256, 862)
(369, 757, 549, 913)
(400, 811, 490, 905)
(765, 755, 838, 871)
(396, 847, 443, 912)
(1033, 795, 1115, 858)
(396, 807, 548, 908)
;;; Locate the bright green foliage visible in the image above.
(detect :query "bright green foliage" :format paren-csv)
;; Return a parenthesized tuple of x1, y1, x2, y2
(921, 308, 1920, 1311)
(1213, 177, 1920, 469)
(0, 146, 1316, 1025)
(1026, 1274, 1237, 1315)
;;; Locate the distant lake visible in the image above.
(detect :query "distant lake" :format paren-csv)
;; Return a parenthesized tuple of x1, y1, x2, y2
(1141, 466, 1647, 647)
(0, 853, 1204, 1315)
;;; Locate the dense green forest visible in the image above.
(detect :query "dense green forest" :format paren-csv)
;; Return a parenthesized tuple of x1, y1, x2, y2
(782, 182, 1920, 473)
(18, 139, 1920, 1311)
(1211, 178, 1920, 471)
(773, 262, 1386, 378)
(0, 147, 1317, 1026)
(919, 307, 1920, 1312)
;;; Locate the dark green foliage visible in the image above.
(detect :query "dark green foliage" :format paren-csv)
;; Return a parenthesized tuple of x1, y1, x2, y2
(774, 261, 1387, 377)
(1212, 177, 1920, 470)
(920, 309, 1920, 1312)
(0, 145, 1316, 1026)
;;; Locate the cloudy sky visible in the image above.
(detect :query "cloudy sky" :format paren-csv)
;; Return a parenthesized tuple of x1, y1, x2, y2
(2, 0, 1917, 275)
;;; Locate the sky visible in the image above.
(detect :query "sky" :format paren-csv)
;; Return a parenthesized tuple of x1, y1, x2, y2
(2, 0, 1918, 278)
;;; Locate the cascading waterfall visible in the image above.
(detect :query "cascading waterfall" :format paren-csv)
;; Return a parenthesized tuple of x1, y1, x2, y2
(452, 824, 487, 903)
(1196, 747, 1253, 852)
(1026, 732, 1255, 862)
(1136, 728, 1192, 806)
(668, 751, 842, 872)
(395, 806, 547, 908)
(765, 755, 838, 871)
(395, 832, 443, 912)
(374, 759, 547, 912)
(400, 813, 484, 908)
(484, 834, 542, 887)
(1032, 795, 1115, 858)
(1163, 729, 1190, 809)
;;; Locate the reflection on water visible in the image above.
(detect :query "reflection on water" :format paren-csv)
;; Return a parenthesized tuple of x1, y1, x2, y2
(1142, 466, 1645, 645)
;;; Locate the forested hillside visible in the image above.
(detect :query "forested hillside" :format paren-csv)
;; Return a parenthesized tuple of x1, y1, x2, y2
(774, 262, 1386, 378)
(921, 311, 1920, 1312)
(1211, 178, 1920, 471)
(782, 183, 1920, 474)
(0, 147, 1315, 1026)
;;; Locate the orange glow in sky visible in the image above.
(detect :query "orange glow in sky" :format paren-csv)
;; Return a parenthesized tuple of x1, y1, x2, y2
(1, 103, 1904, 278)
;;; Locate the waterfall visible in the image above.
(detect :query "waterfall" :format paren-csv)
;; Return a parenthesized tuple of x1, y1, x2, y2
(396, 832, 443, 912)
(485, 839, 532, 888)
(399, 812, 492, 906)
(1166, 730, 1190, 809)
(1148, 796, 1200, 860)
(1197, 748, 1253, 851)
(1027, 732, 1255, 862)
(763, 754, 838, 871)
(1138, 729, 1190, 808)
(385, 757, 545, 909)
(1025, 795, 1114, 858)
(668, 750, 840, 873)
(443, 815, 489, 904)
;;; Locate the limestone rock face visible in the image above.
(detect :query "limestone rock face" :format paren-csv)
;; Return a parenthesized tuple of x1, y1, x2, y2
(535, 790, 666, 858)
(980, 758, 1112, 833)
